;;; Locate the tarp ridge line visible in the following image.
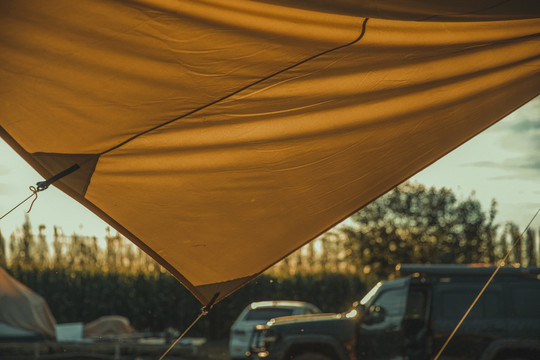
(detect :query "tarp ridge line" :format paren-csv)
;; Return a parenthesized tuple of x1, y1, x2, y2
(100, 17, 370, 156)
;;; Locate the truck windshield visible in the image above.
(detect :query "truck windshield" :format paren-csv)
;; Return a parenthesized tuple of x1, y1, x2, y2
(245, 308, 294, 321)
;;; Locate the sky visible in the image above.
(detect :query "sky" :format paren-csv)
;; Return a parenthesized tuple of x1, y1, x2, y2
(410, 97, 540, 230)
(0, 97, 539, 242)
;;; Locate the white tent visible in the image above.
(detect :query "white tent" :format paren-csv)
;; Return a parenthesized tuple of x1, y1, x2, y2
(0, 267, 56, 338)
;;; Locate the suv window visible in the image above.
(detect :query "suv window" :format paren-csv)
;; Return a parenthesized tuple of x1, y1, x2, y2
(372, 287, 407, 316)
(406, 289, 427, 318)
(245, 308, 294, 321)
(440, 289, 482, 320)
(438, 288, 502, 320)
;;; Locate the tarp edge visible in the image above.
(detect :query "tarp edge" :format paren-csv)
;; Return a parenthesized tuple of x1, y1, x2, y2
(0, 126, 212, 305)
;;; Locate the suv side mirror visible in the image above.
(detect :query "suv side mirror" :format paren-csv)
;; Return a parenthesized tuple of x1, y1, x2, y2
(354, 302, 365, 314)
(365, 305, 387, 325)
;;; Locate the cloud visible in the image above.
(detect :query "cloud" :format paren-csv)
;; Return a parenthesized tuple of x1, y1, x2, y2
(461, 157, 540, 170)
(501, 98, 539, 134)
(460, 154, 540, 184)
(500, 129, 540, 153)
(488, 175, 515, 181)
(512, 157, 540, 170)
(494, 96, 540, 131)
(510, 119, 540, 133)
(473, 97, 540, 182)
(488, 171, 538, 181)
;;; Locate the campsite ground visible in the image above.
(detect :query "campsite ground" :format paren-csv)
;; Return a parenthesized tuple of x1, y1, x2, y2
(204, 340, 229, 359)
(0, 340, 230, 360)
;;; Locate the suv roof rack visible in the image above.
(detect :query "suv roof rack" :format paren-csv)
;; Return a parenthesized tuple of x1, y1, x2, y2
(397, 264, 540, 276)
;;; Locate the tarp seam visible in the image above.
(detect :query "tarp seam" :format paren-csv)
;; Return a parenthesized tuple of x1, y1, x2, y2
(100, 17, 370, 155)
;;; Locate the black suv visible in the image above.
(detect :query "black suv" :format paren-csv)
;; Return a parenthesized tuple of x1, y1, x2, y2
(249, 264, 540, 360)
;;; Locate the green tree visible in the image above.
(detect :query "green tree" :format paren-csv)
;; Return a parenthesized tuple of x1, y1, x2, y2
(105, 227, 118, 270)
(508, 222, 522, 265)
(318, 233, 334, 273)
(306, 241, 316, 273)
(482, 199, 498, 263)
(122, 241, 135, 269)
(294, 248, 304, 274)
(525, 228, 537, 267)
(21, 215, 36, 265)
(52, 226, 64, 267)
(89, 236, 100, 266)
(35, 225, 49, 267)
(499, 224, 509, 260)
(341, 182, 500, 279)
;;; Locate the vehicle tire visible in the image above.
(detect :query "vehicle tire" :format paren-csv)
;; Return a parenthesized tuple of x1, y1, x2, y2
(293, 352, 333, 360)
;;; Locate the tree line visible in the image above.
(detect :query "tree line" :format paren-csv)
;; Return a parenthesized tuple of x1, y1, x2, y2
(273, 183, 538, 285)
(0, 221, 159, 273)
(1, 182, 538, 280)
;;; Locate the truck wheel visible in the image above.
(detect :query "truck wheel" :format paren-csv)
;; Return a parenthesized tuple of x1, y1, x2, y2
(293, 353, 333, 360)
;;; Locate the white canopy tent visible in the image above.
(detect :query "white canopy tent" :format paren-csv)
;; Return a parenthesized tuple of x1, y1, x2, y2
(0, 267, 56, 338)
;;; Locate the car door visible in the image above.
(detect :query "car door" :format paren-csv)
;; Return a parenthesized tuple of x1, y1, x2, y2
(402, 285, 430, 360)
(357, 278, 410, 360)
(431, 283, 504, 360)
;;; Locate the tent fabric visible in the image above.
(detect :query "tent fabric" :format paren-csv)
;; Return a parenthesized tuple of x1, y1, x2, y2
(83, 315, 135, 338)
(0, 268, 56, 338)
(1, 0, 539, 304)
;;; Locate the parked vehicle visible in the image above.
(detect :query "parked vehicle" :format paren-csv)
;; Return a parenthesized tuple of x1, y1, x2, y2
(230, 300, 321, 359)
(249, 264, 540, 360)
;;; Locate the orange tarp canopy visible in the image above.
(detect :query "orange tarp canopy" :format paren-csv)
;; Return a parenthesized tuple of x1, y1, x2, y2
(1, 0, 539, 304)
